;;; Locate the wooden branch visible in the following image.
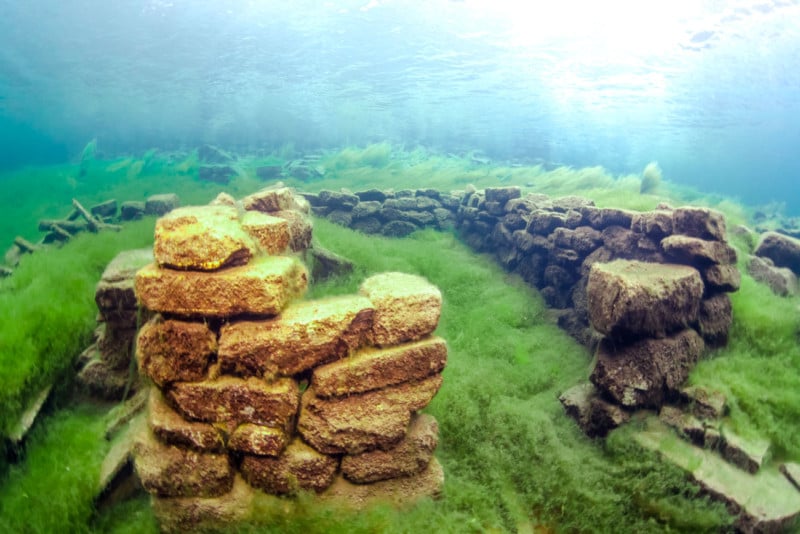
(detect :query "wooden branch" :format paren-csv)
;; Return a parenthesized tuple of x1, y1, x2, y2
(71, 199, 122, 232)
(13, 236, 38, 253)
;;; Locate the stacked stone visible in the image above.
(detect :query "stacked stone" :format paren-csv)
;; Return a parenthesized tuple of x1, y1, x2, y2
(77, 247, 154, 399)
(131, 188, 446, 531)
(301, 188, 460, 237)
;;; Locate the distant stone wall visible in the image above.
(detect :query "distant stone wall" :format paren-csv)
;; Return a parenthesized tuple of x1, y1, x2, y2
(130, 187, 446, 532)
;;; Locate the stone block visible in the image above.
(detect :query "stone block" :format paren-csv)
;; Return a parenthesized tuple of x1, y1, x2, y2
(240, 211, 290, 255)
(721, 427, 771, 474)
(95, 248, 153, 318)
(241, 186, 296, 213)
(359, 272, 442, 346)
(228, 423, 288, 456)
(240, 439, 339, 495)
(135, 255, 308, 318)
(312, 336, 447, 398)
(133, 427, 233, 498)
(697, 293, 733, 348)
(169, 376, 299, 427)
(218, 295, 374, 378)
(153, 205, 256, 271)
(661, 235, 737, 266)
(148, 388, 224, 452)
(136, 318, 217, 387)
(702, 264, 740, 292)
(322, 457, 444, 509)
(587, 260, 703, 339)
(680, 386, 727, 420)
(590, 329, 705, 408)
(747, 255, 799, 297)
(298, 374, 443, 455)
(272, 209, 313, 252)
(558, 382, 630, 438)
(755, 231, 800, 276)
(342, 413, 438, 483)
(631, 210, 673, 238)
(145, 193, 180, 216)
(672, 207, 727, 241)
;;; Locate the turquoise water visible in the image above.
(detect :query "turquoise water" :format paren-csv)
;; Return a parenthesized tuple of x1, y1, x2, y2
(1, 0, 799, 209)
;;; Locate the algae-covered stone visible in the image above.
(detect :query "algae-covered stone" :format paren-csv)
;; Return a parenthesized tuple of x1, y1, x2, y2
(240, 211, 290, 255)
(558, 382, 630, 438)
(661, 235, 737, 266)
(154, 205, 257, 271)
(169, 376, 299, 427)
(132, 427, 233, 498)
(218, 295, 374, 378)
(297, 374, 442, 455)
(240, 439, 339, 495)
(754, 231, 800, 276)
(95, 248, 153, 319)
(312, 336, 447, 398)
(697, 293, 733, 348)
(273, 209, 313, 252)
(148, 388, 224, 452)
(136, 317, 217, 387)
(341, 413, 438, 483)
(587, 260, 703, 339)
(242, 186, 296, 213)
(702, 264, 741, 292)
(151, 474, 254, 534)
(135, 255, 308, 318)
(590, 329, 704, 408)
(227, 423, 288, 456)
(359, 272, 442, 346)
(672, 207, 727, 241)
(322, 457, 444, 509)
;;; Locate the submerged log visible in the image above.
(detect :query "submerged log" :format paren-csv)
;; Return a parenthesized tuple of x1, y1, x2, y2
(38, 219, 88, 234)
(13, 236, 39, 253)
(72, 199, 121, 232)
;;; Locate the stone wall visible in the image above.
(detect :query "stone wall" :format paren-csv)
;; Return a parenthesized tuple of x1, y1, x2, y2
(130, 188, 446, 531)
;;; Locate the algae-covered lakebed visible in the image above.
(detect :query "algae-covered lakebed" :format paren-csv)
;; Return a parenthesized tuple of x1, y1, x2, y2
(0, 148, 799, 533)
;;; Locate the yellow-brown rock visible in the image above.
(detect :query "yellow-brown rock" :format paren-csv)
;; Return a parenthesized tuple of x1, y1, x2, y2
(148, 388, 224, 452)
(218, 295, 374, 378)
(135, 255, 308, 318)
(312, 336, 447, 398)
(240, 438, 338, 495)
(241, 211, 290, 255)
(227, 423, 288, 456)
(273, 210, 313, 252)
(297, 374, 443, 455)
(242, 186, 296, 213)
(359, 272, 442, 346)
(169, 376, 299, 427)
(137, 317, 217, 387)
(151, 474, 254, 534)
(322, 457, 444, 509)
(342, 413, 438, 483)
(132, 427, 233, 498)
(153, 205, 257, 271)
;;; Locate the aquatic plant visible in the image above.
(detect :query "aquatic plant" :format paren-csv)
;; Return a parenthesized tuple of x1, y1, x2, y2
(640, 162, 662, 194)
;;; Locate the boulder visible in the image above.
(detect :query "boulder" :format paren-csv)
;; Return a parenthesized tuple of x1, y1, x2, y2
(153, 205, 256, 271)
(132, 427, 233, 498)
(747, 255, 799, 296)
(359, 272, 442, 346)
(484, 186, 521, 205)
(679, 386, 727, 420)
(227, 423, 288, 456)
(311, 336, 447, 398)
(198, 166, 236, 185)
(322, 457, 444, 509)
(240, 211, 290, 255)
(120, 201, 146, 221)
(240, 439, 338, 495)
(590, 329, 705, 408)
(631, 210, 673, 239)
(581, 207, 635, 230)
(241, 186, 296, 213)
(587, 260, 703, 339)
(308, 245, 354, 281)
(341, 413, 438, 483)
(754, 231, 800, 276)
(148, 389, 224, 452)
(145, 194, 180, 216)
(297, 375, 443, 455)
(352, 217, 382, 234)
(318, 190, 359, 211)
(702, 264, 741, 293)
(355, 189, 387, 202)
(135, 255, 308, 318)
(672, 207, 727, 241)
(381, 220, 418, 237)
(91, 199, 118, 219)
(661, 235, 737, 266)
(558, 382, 630, 438)
(351, 200, 382, 220)
(218, 295, 374, 378)
(137, 318, 217, 387)
(551, 226, 603, 254)
(168, 376, 299, 427)
(271, 210, 312, 252)
(95, 248, 153, 324)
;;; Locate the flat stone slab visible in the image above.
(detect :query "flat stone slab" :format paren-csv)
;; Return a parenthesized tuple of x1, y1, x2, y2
(169, 376, 299, 427)
(359, 272, 442, 346)
(135, 255, 308, 318)
(591, 329, 704, 408)
(720, 426, 771, 474)
(153, 205, 256, 271)
(312, 336, 447, 398)
(148, 388, 224, 452)
(218, 295, 374, 378)
(661, 235, 737, 266)
(132, 427, 233, 498)
(781, 463, 800, 491)
(342, 413, 438, 483)
(242, 186, 297, 213)
(559, 382, 630, 438)
(240, 211, 290, 255)
(587, 260, 703, 339)
(298, 374, 443, 455)
(137, 318, 217, 387)
(680, 385, 727, 420)
(8, 384, 52, 444)
(240, 438, 339, 495)
(322, 456, 444, 509)
(635, 417, 800, 533)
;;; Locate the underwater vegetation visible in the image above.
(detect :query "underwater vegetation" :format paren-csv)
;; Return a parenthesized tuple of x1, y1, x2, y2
(640, 162, 662, 195)
(0, 145, 796, 532)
